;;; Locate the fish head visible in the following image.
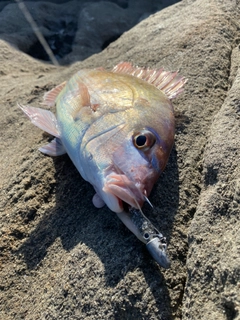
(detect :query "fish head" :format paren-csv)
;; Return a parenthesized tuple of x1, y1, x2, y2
(101, 96, 175, 213)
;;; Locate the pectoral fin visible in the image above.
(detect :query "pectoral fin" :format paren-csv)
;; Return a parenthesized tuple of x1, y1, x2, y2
(92, 193, 105, 208)
(19, 104, 60, 138)
(39, 138, 66, 156)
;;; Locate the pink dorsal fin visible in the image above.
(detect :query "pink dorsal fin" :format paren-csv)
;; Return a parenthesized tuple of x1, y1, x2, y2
(43, 81, 66, 107)
(112, 62, 187, 99)
(95, 66, 105, 71)
(112, 62, 135, 74)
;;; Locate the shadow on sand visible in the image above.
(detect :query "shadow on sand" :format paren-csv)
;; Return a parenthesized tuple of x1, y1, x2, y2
(16, 143, 180, 318)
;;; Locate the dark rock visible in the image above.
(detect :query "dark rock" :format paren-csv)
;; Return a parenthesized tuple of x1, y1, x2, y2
(0, 0, 177, 65)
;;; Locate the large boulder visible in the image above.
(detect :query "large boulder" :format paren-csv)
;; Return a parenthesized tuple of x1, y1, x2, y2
(0, 0, 239, 319)
(0, 0, 172, 64)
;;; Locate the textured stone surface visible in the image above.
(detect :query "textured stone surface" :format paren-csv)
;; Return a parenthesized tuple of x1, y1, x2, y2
(0, 0, 174, 64)
(0, 0, 239, 319)
(183, 46, 240, 320)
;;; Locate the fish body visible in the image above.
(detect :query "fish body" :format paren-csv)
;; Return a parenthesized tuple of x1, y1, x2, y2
(56, 67, 175, 212)
(19, 62, 186, 268)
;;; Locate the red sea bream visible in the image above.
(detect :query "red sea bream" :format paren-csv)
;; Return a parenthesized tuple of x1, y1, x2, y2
(19, 62, 186, 268)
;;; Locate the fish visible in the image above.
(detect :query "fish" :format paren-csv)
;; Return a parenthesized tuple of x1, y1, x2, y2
(19, 62, 186, 268)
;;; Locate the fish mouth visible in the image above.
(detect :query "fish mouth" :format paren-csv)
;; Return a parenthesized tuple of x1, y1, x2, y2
(103, 172, 146, 212)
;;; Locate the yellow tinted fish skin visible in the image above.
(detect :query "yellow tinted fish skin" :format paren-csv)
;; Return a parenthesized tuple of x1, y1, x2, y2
(55, 68, 175, 212)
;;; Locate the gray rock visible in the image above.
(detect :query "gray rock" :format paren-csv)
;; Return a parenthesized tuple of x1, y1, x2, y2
(62, 1, 138, 64)
(0, 1, 10, 12)
(0, 0, 169, 65)
(0, 0, 239, 319)
(183, 46, 240, 319)
(0, 1, 82, 53)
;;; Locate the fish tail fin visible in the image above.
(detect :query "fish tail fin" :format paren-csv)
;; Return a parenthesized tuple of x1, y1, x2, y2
(112, 62, 187, 99)
(18, 103, 60, 138)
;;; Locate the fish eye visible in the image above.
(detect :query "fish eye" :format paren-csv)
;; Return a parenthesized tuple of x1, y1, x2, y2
(136, 135, 147, 146)
(133, 130, 156, 151)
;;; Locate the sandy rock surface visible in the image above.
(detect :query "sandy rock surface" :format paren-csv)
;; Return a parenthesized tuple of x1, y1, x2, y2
(0, 0, 239, 319)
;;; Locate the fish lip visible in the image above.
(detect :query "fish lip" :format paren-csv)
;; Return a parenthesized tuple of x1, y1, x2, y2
(103, 172, 145, 210)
